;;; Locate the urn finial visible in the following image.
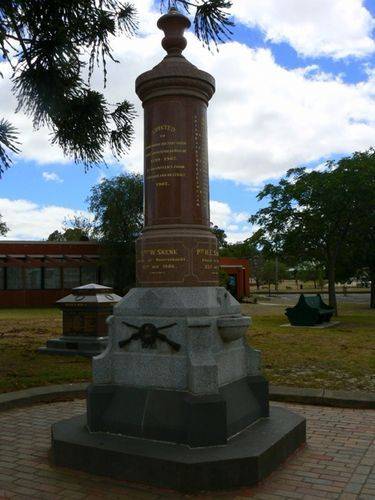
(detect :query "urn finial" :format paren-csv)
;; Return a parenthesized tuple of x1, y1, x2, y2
(157, 7, 191, 56)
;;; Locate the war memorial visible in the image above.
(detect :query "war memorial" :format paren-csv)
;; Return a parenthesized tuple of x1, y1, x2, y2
(38, 283, 122, 357)
(51, 8, 306, 493)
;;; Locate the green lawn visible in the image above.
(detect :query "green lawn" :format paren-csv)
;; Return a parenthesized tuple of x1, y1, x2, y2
(0, 308, 90, 393)
(0, 303, 374, 393)
(243, 302, 375, 391)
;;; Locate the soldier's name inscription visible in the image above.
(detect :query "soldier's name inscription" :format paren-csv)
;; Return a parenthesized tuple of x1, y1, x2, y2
(137, 241, 218, 285)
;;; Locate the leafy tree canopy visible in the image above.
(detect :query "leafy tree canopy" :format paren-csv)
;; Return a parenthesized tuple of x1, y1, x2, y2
(87, 172, 143, 291)
(0, 0, 233, 175)
(47, 214, 94, 241)
(210, 223, 227, 248)
(220, 238, 257, 259)
(250, 149, 375, 312)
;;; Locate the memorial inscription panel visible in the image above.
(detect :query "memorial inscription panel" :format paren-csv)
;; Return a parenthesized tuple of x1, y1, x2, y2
(144, 97, 210, 226)
(136, 237, 218, 285)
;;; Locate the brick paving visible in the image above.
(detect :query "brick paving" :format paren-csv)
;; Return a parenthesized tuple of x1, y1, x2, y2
(0, 400, 374, 499)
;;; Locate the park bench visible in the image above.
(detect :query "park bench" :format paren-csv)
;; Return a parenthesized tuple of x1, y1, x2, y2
(285, 294, 335, 326)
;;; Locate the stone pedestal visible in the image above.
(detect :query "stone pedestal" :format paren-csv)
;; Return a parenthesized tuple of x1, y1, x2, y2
(51, 8, 305, 492)
(52, 286, 306, 491)
(39, 284, 121, 357)
(87, 287, 267, 447)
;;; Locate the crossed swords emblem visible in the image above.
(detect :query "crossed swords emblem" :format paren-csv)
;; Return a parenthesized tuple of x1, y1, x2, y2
(118, 321, 181, 351)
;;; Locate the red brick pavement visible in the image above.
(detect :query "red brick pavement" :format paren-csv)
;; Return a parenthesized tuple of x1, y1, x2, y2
(0, 400, 374, 499)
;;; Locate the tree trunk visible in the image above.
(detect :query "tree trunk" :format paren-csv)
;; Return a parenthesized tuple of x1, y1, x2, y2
(370, 269, 375, 309)
(275, 257, 279, 292)
(327, 263, 337, 316)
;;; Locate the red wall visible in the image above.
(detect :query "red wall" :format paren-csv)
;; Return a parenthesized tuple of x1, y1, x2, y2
(219, 257, 250, 299)
(0, 241, 99, 255)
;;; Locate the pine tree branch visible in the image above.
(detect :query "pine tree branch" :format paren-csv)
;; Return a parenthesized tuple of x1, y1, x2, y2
(4, 6, 33, 68)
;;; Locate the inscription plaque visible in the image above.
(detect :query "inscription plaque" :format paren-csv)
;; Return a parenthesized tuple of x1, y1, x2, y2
(135, 9, 218, 286)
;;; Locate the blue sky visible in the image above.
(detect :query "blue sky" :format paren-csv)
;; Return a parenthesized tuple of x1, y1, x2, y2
(0, 0, 374, 241)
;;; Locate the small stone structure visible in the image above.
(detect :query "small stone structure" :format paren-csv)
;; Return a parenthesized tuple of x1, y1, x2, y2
(39, 283, 121, 357)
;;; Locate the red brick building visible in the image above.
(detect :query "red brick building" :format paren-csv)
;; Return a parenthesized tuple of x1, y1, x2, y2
(219, 257, 250, 299)
(0, 241, 250, 307)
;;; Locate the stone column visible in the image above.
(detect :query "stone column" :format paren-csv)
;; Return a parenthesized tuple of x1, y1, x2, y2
(135, 8, 219, 287)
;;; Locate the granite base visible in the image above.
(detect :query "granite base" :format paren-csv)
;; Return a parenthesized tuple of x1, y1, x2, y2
(51, 405, 306, 493)
(87, 375, 269, 447)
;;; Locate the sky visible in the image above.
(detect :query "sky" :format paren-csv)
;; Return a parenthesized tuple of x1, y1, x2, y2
(0, 0, 374, 243)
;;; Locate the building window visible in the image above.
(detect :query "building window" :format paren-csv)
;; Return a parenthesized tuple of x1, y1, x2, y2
(0, 267, 4, 289)
(63, 267, 80, 288)
(44, 268, 61, 289)
(81, 266, 97, 285)
(25, 267, 42, 289)
(7, 267, 23, 289)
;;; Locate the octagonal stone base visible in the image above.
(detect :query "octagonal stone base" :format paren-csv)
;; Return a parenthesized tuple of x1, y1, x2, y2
(51, 406, 306, 493)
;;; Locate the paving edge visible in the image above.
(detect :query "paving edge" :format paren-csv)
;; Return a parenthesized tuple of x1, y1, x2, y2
(268, 385, 375, 409)
(0, 383, 374, 412)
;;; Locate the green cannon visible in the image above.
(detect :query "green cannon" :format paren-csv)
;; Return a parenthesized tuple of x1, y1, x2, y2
(285, 294, 335, 326)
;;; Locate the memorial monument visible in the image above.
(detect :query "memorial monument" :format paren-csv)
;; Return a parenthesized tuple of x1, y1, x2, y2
(52, 9, 306, 493)
(39, 283, 122, 357)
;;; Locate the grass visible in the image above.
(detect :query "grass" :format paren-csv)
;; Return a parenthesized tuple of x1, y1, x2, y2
(243, 301, 375, 391)
(0, 302, 374, 393)
(0, 308, 90, 393)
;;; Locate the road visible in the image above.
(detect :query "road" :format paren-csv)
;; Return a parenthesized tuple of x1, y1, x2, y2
(265, 293, 370, 304)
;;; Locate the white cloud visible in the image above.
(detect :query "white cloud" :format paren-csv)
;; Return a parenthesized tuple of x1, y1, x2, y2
(0, 195, 250, 243)
(42, 171, 63, 183)
(93, 22, 375, 185)
(210, 200, 251, 243)
(232, 0, 375, 59)
(0, 1, 374, 187)
(0, 63, 69, 165)
(0, 198, 90, 240)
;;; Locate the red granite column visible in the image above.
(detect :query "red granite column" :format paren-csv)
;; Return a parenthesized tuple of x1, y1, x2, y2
(135, 8, 219, 287)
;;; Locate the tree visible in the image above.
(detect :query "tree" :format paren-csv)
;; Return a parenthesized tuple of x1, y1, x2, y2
(0, 0, 233, 175)
(295, 261, 325, 290)
(362, 229, 375, 308)
(88, 172, 143, 291)
(0, 214, 8, 236)
(210, 224, 227, 249)
(220, 238, 257, 259)
(47, 230, 65, 242)
(250, 149, 375, 314)
(47, 214, 94, 241)
(327, 151, 375, 309)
